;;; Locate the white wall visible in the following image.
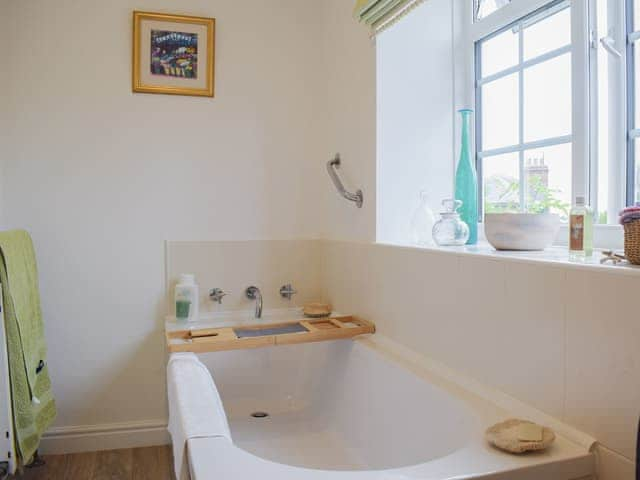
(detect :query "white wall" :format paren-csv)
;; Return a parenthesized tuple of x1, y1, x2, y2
(2, 0, 324, 433)
(376, 0, 455, 244)
(0, 2, 9, 226)
(320, 0, 377, 242)
(320, 0, 458, 246)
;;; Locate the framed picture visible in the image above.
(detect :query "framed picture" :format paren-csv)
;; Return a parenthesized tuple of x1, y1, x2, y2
(132, 11, 215, 97)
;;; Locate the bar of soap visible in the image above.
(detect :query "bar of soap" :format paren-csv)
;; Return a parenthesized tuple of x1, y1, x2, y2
(516, 423, 543, 442)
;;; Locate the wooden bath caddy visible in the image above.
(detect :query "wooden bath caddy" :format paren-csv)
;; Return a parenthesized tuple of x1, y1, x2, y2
(166, 315, 375, 353)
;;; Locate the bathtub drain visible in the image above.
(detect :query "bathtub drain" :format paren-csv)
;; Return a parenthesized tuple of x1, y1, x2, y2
(250, 411, 269, 418)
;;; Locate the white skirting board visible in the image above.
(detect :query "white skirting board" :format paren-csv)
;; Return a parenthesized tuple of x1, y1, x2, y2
(39, 420, 170, 455)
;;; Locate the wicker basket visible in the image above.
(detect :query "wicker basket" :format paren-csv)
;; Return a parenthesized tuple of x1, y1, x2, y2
(624, 219, 640, 265)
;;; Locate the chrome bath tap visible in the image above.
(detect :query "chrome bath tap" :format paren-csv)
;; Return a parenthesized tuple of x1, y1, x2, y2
(209, 288, 228, 304)
(245, 286, 263, 318)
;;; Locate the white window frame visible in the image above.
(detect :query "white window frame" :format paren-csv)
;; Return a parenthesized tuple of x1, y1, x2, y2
(475, 0, 573, 216)
(457, 0, 626, 248)
(596, 0, 628, 223)
(627, 0, 639, 204)
(471, 0, 591, 213)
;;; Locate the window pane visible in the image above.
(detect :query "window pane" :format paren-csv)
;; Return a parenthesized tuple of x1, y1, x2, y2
(523, 6, 571, 61)
(523, 53, 572, 142)
(476, 0, 512, 22)
(481, 74, 519, 150)
(635, 0, 640, 31)
(483, 153, 520, 213)
(481, 28, 518, 77)
(524, 143, 572, 221)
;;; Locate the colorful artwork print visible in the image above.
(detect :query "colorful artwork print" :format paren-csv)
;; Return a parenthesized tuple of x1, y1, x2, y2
(150, 30, 198, 79)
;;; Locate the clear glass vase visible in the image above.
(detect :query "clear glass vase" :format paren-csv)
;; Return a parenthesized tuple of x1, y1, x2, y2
(410, 191, 436, 246)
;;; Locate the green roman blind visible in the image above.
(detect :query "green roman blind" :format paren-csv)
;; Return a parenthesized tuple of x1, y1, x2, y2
(354, 0, 425, 34)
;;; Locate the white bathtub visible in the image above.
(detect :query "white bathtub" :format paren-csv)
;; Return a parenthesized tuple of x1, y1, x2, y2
(168, 335, 595, 479)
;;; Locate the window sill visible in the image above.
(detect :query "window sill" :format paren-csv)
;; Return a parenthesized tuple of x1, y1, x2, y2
(376, 241, 640, 276)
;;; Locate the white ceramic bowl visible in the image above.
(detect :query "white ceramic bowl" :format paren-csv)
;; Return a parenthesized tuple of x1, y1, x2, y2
(484, 213, 560, 251)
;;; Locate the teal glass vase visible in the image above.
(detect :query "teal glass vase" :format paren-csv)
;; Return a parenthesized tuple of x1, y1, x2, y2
(455, 109, 478, 244)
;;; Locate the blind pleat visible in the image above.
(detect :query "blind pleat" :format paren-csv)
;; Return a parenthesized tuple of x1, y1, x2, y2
(355, 0, 425, 34)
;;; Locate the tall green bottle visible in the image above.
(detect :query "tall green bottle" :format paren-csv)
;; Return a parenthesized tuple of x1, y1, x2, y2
(455, 109, 478, 244)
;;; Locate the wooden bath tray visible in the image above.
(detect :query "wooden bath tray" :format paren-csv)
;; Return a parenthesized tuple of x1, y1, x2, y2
(165, 315, 375, 353)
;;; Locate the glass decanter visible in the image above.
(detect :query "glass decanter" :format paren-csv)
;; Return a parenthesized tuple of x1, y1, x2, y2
(410, 191, 436, 246)
(432, 199, 470, 246)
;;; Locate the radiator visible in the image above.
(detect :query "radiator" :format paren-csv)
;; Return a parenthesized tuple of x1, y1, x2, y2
(0, 284, 15, 475)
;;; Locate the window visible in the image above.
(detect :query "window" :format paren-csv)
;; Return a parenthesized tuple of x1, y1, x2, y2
(627, 0, 640, 204)
(376, 0, 635, 247)
(475, 1, 573, 220)
(473, 0, 639, 232)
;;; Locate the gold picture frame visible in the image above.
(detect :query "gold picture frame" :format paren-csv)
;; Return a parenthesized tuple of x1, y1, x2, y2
(132, 11, 215, 97)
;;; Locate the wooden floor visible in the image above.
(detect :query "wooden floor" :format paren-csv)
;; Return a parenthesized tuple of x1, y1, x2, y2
(14, 445, 175, 480)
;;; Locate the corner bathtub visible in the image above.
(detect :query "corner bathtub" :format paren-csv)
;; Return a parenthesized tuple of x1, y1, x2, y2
(168, 335, 595, 480)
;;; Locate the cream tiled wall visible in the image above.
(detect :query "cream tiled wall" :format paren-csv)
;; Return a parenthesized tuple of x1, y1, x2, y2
(166, 240, 324, 316)
(320, 240, 639, 480)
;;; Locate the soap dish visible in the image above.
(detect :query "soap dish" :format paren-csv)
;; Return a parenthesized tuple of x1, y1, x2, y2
(485, 419, 555, 454)
(303, 303, 332, 318)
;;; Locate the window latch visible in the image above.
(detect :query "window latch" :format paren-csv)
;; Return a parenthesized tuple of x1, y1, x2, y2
(600, 35, 622, 59)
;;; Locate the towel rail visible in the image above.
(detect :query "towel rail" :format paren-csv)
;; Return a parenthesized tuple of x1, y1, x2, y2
(326, 154, 363, 208)
(0, 284, 15, 475)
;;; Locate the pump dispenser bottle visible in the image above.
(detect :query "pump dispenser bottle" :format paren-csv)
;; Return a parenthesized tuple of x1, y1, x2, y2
(569, 196, 593, 259)
(175, 274, 199, 322)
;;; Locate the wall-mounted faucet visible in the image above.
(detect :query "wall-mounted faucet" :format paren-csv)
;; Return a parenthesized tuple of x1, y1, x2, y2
(245, 286, 263, 318)
(279, 284, 297, 301)
(209, 288, 228, 304)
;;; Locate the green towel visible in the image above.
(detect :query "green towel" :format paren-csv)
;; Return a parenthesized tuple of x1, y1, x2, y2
(0, 230, 56, 466)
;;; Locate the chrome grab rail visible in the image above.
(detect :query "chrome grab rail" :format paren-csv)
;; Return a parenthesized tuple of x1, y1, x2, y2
(326, 154, 363, 208)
